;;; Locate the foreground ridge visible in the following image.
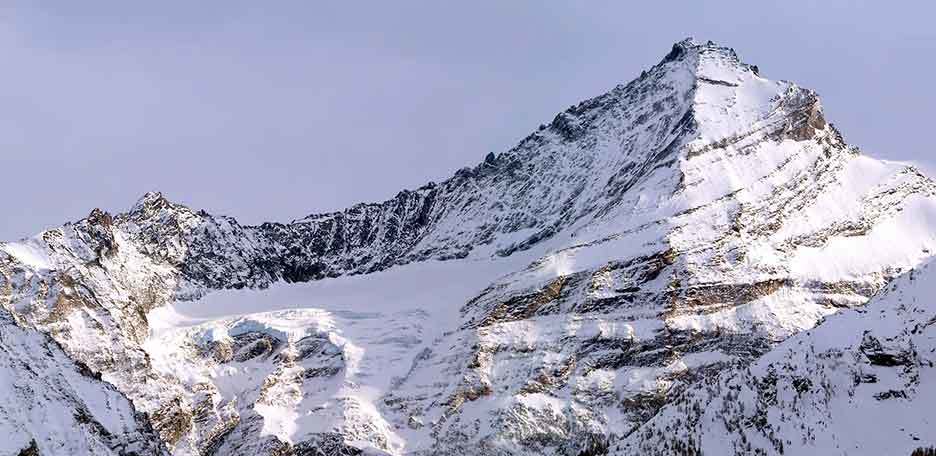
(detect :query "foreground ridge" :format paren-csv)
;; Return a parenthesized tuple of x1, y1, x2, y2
(2, 38, 935, 455)
(616, 258, 936, 455)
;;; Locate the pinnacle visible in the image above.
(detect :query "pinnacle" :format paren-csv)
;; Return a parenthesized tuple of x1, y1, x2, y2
(657, 37, 751, 75)
(669, 37, 737, 56)
(139, 190, 164, 201)
(131, 191, 171, 213)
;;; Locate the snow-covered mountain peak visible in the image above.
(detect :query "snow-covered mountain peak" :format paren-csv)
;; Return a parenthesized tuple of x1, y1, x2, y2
(659, 37, 749, 73)
(3, 40, 936, 455)
(659, 37, 763, 86)
(129, 191, 175, 217)
(646, 38, 829, 149)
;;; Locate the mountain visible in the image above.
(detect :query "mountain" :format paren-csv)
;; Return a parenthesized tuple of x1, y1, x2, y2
(615, 257, 936, 456)
(2, 38, 935, 455)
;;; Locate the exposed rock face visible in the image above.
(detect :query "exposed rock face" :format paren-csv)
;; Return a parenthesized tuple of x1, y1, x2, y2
(2, 38, 935, 455)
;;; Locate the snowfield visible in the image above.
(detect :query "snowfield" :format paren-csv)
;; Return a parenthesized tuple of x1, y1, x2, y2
(143, 257, 536, 454)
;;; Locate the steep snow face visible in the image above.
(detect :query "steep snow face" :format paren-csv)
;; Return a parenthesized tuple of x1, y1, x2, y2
(617, 257, 936, 456)
(0, 310, 166, 456)
(1, 38, 936, 455)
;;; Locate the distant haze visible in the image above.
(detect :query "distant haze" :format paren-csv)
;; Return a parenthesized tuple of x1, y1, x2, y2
(2, 1, 934, 240)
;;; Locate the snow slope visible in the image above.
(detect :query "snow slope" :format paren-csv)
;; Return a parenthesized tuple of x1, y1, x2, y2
(0, 309, 166, 456)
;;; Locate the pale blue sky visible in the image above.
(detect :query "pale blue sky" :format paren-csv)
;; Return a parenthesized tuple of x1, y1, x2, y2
(2, 1, 934, 239)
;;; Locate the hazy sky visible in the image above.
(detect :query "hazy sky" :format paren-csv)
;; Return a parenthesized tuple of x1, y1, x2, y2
(2, 1, 934, 240)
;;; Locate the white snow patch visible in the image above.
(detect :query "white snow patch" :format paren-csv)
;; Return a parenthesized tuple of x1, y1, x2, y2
(1, 240, 53, 270)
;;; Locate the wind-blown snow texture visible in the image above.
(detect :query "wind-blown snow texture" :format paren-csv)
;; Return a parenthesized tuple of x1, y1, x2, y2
(1, 39, 935, 455)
